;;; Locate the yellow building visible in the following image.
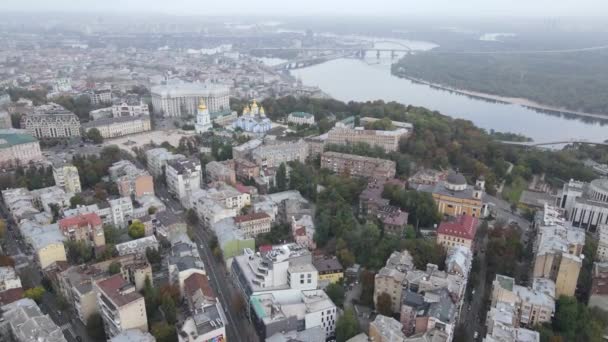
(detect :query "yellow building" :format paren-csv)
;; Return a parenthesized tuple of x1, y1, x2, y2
(35, 241, 67, 269)
(313, 258, 344, 284)
(416, 171, 485, 218)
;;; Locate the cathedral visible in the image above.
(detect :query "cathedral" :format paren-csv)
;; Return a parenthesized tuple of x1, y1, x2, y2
(232, 100, 271, 134)
(195, 99, 212, 133)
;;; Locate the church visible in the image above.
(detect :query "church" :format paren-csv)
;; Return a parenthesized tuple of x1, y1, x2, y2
(195, 99, 212, 133)
(232, 100, 271, 134)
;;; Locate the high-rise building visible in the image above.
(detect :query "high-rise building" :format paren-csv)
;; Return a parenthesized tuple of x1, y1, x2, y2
(52, 163, 82, 194)
(166, 159, 202, 206)
(151, 83, 230, 117)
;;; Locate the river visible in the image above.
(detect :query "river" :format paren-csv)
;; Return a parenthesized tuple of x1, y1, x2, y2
(290, 43, 608, 143)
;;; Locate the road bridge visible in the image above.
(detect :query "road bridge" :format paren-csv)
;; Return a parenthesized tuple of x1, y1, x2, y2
(499, 139, 608, 147)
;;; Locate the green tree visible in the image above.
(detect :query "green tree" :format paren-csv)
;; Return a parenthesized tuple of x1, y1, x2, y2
(142, 276, 159, 317)
(161, 294, 177, 324)
(108, 261, 121, 275)
(104, 224, 121, 244)
(376, 292, 393, 316)
(86, 128, 104, 144)
(128, 220, 145, 239)
(69, 194, 86, 208)
(146, 247, 162, 265)
(86, 313, 106, 341)
(325, 283, 345, 308)
(148, 206, 158, 215)
(65, 240, 94, 264)
(276, 163, 287, 191)
(336, 308, 359, 342)
(24, 286, 45, 303)
(151, 322, 177, 342)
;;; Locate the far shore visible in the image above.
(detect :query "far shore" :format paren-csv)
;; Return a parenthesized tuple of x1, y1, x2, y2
(395, 73, 608, 121)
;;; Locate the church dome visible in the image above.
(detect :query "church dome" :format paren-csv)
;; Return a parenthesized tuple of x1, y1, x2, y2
(198, 99, 207, 111)
(445, 171, 467, 191)
(251, 99, 258, 108)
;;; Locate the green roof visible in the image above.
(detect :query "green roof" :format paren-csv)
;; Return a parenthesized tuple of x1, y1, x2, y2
(496, 274, 514, 291)
(290, 111, 314, 118)
(0, 132, 38, 148)
(250, 296, 267, 318)
(339, 116, 355, 124)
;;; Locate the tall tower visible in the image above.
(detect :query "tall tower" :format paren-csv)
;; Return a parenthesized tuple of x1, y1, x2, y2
(195, 99, 211, 133)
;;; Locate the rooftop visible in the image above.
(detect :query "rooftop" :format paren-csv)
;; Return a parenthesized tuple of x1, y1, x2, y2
(58, 212, 102, 230)
(0, 131, 38, 148)
(96, 274, 142, 307)
(234, 212, 271, 223)
(313, 258, 343, 273)
(437, 214, 478, 240)
(1, 298, 66, 342)
(109, 329, 156, 342)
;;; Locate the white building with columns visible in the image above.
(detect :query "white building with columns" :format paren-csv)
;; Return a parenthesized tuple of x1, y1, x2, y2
(151, 83, 230, 117)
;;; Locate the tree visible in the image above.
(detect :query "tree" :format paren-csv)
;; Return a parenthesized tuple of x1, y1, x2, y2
(104, 224, 121, 244)
(276, 163, 287, 191)
(161, 294, 177, 324)
(108, 261, 121, 275)
(128, 220, 145, 239)
(325, 283, 345, 308)
(376, 292, 393, 316)
(65, 240, 94, 264)
(336, 308, 359, 342)
(24, 286, 45, 303)
(148, 206, 158, 215)
(186, 209, 199, 226)
(86, 313, 106, 341)
(69, 194, 86, 208)
(146, 247, 162, 265)
(86, 128, 104, 144)
(151, 322, 177, 342)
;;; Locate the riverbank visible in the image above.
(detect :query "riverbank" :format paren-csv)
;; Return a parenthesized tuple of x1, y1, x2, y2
(393, 72, 608, 121)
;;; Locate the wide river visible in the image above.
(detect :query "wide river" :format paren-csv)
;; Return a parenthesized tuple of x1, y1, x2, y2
(290, 42, 608, 143)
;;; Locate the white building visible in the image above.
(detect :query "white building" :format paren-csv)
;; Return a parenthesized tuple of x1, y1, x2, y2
(287, 112, 315, 126)
(52, 163, 82, 194)
(191, 183, 250, 224)
(0, 111, 12, 129)
(251, 140, 309, 169)
(82, 116, 151, 139)
(560, 178, 608, 232)
(145, 147, 185, 177)
(151, 83, 230, 117)
(166, 159, 202, 207)
(108, 197, 135, 228)
(116, 236, 159, 257)
(110, 330, 156, 342)
(89, 88, 112, 105)
(195, 99, 212, 133)
(0, 266, 22, 291)
(21, 103, 81, 139)
(112, 96, 150, 118)
(0, 130, 43, 168)
(179, 304, 226, 342)
(0, 298, 67, 342)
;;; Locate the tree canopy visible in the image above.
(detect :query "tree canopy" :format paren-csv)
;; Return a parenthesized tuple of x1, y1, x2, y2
(128, 221, 145, 239)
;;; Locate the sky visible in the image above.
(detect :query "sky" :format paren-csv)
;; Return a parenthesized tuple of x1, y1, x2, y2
(0, 0, 607, 17)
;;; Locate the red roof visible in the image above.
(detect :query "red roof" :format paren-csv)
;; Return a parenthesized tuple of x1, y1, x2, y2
(96, 274, 142, 307)
(234, 183, 254, 194)
(184, 273, 215, 299)
(437, 215, 478, 240)
(235, 212, 270, 223)
(259, 245, 273, 253)
(0, 288, 24, 306)
(59, 212, 102, 230)
(295, 227, 306, 236)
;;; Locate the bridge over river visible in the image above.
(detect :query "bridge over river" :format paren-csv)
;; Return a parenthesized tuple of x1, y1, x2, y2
(499, 139, 608, 147)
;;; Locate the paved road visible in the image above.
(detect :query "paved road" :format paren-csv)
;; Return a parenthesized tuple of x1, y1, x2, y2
(155, 183, 258, 342)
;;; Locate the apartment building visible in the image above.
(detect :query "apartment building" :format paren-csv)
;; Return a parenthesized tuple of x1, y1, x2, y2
(369, 315, 406, 342)
(22, 103, 81, 138)
(234, 212, 272, 238)
(0, 130, 43, 168)
(320, 151, 396, 179)
(20, 220, 67, 269)
(191, 183, 250, 224)
(589, 262, 608, 312)
(0, 298, 67, 342)
(533, 205, 585, 297)
(116, 236, 159, 257)
(0, 267, 22, 292)
(313, 257, 344, 284)
(151, 83, 230, 117)
(58, 213, 106, 251)
(180, 273, 227, 342)
(52, 163, 82, 194)
(89, 88, 112, 105)
(82, 116, 151, 139)
(95, 274, 148, 338)
(109, 160, 154, 198)
(145, 147, 185, 177)
(326, 126, 410, 152)
(598, 224, 608, 261)
(108, 197, 135, 228)
(560, 178, 608, 232)
(166, 158, 202, 206)
(251, 140, 309, 169)
(235, 158, 260, 181)
(205, 160, 236, 185)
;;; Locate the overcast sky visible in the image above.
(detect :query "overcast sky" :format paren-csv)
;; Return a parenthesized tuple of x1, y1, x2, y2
(1, 0, 607, 17)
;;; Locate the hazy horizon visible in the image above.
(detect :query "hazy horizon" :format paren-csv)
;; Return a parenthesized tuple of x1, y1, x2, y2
(1, 0, 608, 18)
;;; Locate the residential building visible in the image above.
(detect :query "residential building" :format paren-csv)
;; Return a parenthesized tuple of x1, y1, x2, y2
(95, 274, 148, 338)
(378, 206, 409, 237)
(210, 218, 255, 259)
(0, 288, 24, 307)
(30, 186, 73, 214)
(116, 236, 159, 257)
(89, 88, 112, 105)
(205, 160, 236, 185)
(2, 187, 39, 222)
(151, 83, 230, 117)
(359, 178, 405, 219)
(253, 190, 311, 223)
(313, 258, 344, 284)
(235, 158, 260, 181)
(234, 212, 272, 238)
(598, 224, 608, 261)
(250, 289, 337, 339)
(58, 213, 105, 251)
(305, 134, 328, 158)
(437, 214, 478, 251)
(167, 238, 206, 294)
(291, 214, 316, 250)
(52, 163, 82, 194)
(21, 103, 81, 138)
(369, 315, 406, 342)
(109, 160, 154, 198)
(20, 221, 67, 269)
(108, 197, 135, 228)
(0, 111, 12, 129)
(166, 158, 202, 207)
(414, 171, 486, 218)
(192, 183, 250, 224)
(0, 267, 22, 292)
(110, 330, 156, 342)
(589, 262, 608, 312)
(266, 327, 326, 342)
(82, 115, 151, 139)
(145, 147, 185, 177)
(560, 178, 608, 232)
(287, 111, 315, 125)
(111, 95, 150, 118)
(533, 205, 585, 297)
(321, 151, 396, 179)
(179, 302, 227, 342)
(408, 169, 448, 187)
(326, 126, 410, 152)
(0, 130, 43, 167)
(233, 138, 262, 160)
(251, 140, 309, 169)
(0, 298, 67, 342)
(231, 244, 317, 301)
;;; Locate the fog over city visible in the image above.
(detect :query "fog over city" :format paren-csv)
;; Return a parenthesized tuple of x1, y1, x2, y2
(1, 0, 607, 16)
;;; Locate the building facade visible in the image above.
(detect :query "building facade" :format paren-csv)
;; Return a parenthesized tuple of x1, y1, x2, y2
(145, 147, 185, 178)
(58, 213, 106, 250)
(0, 131, 42, 168)
(437, 214, 478, 251)
(251, 140, 309, 169)
(22, 104, 81, 138)
(326, 127, 410, 152)
(111, 96, 150, 117)
(234, 212, 272, 238)
(82, 116, 151, 139)
(52, 163, 82, 194)
(151, 83, 230, 117)
(95, 274, 148, 338)
(320, 151, 396, 179)
(560, 178, 608, 232)
(287, 112, 315, 125)
(166, 159, 202, 206)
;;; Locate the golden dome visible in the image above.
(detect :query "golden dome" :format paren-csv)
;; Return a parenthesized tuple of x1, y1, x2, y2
(243, 106, 251, 115)
(260, 106, 266, 115)
(198, 99, 207, 111)
(251, 99, 258, 108)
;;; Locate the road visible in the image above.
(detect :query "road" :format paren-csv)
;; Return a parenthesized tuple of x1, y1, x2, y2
(155, 183, 258, 342)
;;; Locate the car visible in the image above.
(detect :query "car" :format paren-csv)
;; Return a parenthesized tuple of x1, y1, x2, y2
(474, 331, 479, 339)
